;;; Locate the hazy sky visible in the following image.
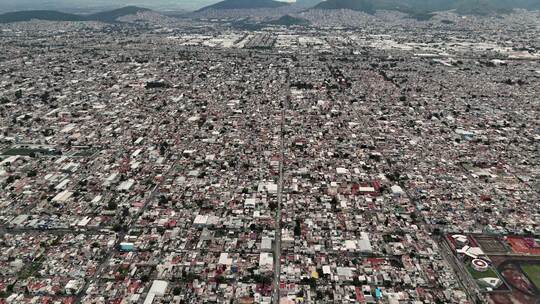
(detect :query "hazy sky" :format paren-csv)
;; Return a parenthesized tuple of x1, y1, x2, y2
(0, 0, 295, 12)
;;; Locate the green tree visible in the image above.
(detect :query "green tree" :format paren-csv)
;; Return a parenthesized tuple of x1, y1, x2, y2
(107, 200, 118, 210)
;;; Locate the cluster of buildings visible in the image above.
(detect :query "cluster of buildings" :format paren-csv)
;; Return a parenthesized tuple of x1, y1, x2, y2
(0, 7, 538, 304)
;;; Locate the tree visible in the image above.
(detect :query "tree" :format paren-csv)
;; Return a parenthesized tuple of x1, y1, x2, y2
(294, 219, 302, 236)
(216, 276, 226, 284)
(5, 175, 19, 185)
(107, 200, 118, 210)
(387, 171, 401, 182)
(158, 195, 168, 206)
(159, 142, 168, 156)
(183, 272, 200, 282)
(300, 277, 317, 288)
(40, 91, 50, 103)
(252, 274, 272, 285)
(112, 224, 124, 232)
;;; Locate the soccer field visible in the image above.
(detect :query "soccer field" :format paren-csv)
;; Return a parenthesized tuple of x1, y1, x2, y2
(521, 264, 540, 289)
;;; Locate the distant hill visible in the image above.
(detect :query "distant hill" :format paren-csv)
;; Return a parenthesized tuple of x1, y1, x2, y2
(312, 0, 455, 14)
(0, 6, 151, 23)
(373, 0, 456, 13)
(198, 0, 290, 11)
(488, 0, 540, 10)
(294, 0, 323, 8)
(314, 0, 375, 14)
(0, 10, 84, 23)
(453, 0, 540, 15)
(87, 6, 151, 22)
(268, 14, 310, 26)
(310, 0, 540, 16)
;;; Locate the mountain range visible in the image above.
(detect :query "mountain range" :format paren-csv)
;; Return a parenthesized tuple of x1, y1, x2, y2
(0, 6, 151, 23)
(311, 0, 540, 15)
(1, 0, 539, 24)
(314, 0, 375, 13)
(294, 0, 324, 8)
(195, 0, 540, 15)
(197, 0, 290, 11)
(268, 14, 310, 26)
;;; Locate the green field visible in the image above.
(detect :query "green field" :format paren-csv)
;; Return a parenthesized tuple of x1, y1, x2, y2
(72, 149, 97, 157)
(466, 264, 498, 280)
(1, 147, 58, 156)
(521, 264, 540, 289)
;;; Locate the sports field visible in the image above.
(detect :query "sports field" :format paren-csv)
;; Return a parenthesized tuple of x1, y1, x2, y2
(466, 264, 498, 280)
(521, 264, 540, 289)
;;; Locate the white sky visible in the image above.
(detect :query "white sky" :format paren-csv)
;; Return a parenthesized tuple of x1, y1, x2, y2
(0, 0, 298, 12)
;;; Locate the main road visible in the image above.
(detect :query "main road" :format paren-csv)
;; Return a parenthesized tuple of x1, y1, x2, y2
(273, 68, 289, 304)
